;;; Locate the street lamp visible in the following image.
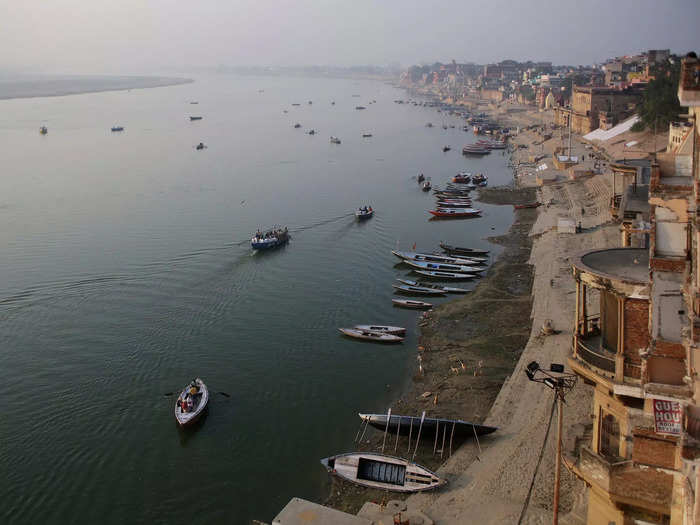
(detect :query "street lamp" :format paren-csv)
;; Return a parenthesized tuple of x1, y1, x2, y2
(524, 361, 577, 525)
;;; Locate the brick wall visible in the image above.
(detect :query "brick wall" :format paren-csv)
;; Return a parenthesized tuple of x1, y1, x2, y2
(632, 429, 677, 469)
(624, 298, 649, 363)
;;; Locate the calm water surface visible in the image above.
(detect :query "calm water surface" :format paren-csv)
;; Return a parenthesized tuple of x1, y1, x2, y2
(0, 74, 514, 524)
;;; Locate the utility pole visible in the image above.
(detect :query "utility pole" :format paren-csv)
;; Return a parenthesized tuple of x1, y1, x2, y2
(525, 361, 577, 525)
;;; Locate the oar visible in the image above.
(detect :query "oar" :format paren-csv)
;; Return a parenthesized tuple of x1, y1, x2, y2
(218, 392, 231, 398)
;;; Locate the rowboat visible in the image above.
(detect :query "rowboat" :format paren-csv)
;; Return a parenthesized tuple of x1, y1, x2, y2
(429, 208, 482, 218)
(404, 260, 483, 273)
(358, 413, 497, 438)
(189, 116, 203, 121)
(514, 202, 542, 209)
(439, 242, 490, 256)
(462, 145, 490, 155)
(422, 181, 431, 192)
(413, 270, 475, 280)
(320, 452, 445, 493)
(397, 279, 468, 293)
(339, 328, 404, 343)
(392, 284, 446, 296)
(436, 201, 475, 208)
(353, 325, 406, 335)
(391, 250, 486, 265)
(330, 136, 341, 144)
(392, 299, 432, 309)
(111, 126, 124, 132)
(251, 227, 290, 250)
(174, 378, 209, 427)
(355, 207, 374, 220)
(434, 190, 471, 198)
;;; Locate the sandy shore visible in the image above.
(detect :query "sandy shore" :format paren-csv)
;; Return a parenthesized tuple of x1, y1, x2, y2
(0, 74, 192, 100)
(326, 102, 622, 524)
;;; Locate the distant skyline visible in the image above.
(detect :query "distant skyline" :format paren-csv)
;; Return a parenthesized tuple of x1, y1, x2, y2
(2, 0, 699, 75)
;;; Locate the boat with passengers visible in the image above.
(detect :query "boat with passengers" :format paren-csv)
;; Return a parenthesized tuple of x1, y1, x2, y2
(251, 227, 290, 250)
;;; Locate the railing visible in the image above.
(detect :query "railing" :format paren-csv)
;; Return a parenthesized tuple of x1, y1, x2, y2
(624, 361, 642, 379)
(576, 338, 615, 373)
(576, 314, 601, 338)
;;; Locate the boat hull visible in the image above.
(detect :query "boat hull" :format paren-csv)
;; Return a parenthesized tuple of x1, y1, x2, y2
(174, 378, 209, 427)
(413, 270, 475, 280)
(392, 299, 432, 309)
(321, 452, 445, 493)
(359, 413, 497, 438)
(353, 325, 406, 335)
(339, 328, 404, 343)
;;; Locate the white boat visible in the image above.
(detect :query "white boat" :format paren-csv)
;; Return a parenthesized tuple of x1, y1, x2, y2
(391, 250, 486, 265)
(339, 328, 404, 343)
(392, 284, 446, 296)
(413, 270, 476, 280)
(355, 207, 374, 220)
(353, 325, 406, 335)
(397, 279, 468, 293)
(404, 259, 483, 274)
(392, 299, 433, 309)
(174, 378, 209, 427)
(321, 452, 445, 493)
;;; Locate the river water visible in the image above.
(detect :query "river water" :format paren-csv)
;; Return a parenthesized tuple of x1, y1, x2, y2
(0, 74, 514, 524)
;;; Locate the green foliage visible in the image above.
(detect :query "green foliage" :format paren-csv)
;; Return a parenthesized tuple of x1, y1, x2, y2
(635, 61, 681, 131)
(520, 85, 535, 101)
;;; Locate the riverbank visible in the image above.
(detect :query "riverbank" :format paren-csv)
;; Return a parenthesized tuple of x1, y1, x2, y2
(0, 74, 192, 100)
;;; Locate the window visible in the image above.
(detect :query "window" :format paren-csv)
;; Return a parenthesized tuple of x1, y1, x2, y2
(600, 412, 620, 458)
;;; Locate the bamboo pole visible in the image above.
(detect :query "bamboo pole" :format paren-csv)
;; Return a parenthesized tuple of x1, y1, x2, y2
(412, 411, 426, 462)
(381, 408, 392, 454)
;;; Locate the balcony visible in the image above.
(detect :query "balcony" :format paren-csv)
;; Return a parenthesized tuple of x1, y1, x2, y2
(678, 56, 700, 107)
(576, 446, 673, 514)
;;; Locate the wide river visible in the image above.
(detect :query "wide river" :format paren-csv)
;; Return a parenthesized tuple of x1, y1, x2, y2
(0, 74, 515, 524)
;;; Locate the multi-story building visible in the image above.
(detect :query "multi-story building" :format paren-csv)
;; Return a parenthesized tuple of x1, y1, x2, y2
(555, 86, 644, 134)
(568, 52, 700, 525)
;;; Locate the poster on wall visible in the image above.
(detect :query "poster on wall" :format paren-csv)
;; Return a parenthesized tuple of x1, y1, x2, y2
(653, 399, 682, 435)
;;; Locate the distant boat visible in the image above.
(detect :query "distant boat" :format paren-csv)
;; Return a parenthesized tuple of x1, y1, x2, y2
(353, 325, 406, 335)
(514, 202, 542, 209)
(426, 123, 433, 128)
(320, 452, 445, 493)
(396, 279, 467, 294)
(291, 103, 301, 106)
(436, 201, 475, 208)
(39, 126, 48, 135)
(413, 270, 475, 280)
(392, 284, 446, 296)
(338, 328, 404, 343)
(330, 136, 341, 144)
(422, 181, 431, 192)
(429, 208, 482, 219)
(294, 123, 301, 128)
(392, 299, 433, 309)
(391, 250, 486, 265)
(358, 413, 497, 439)
(174, 378, 208, 427)
(355, 106, 366, 110)
(462, 144, 490, 155)
(417, 174, 425, 183)
(195, 142, 207, 150)
(189, 116, 203, 121)
(189, 101, 199, 104)
(251, 227, 289, 250)
(307, 129, 315, 135)
(439, 243, 490, 256)
(308, 101, 312, 105)
(111, 126, 124, 132)
(355, 206, 374, 220)
(442, 146, 451, 152)
(362, 133, 373, 138)
(404, 260, 483, 274)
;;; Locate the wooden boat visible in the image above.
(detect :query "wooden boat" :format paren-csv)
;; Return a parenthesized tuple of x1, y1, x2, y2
(251, 227, 290, 250)
(422, 181, 431, 192)
(417, 174, 425, 183)
(355, 207, 374, 220)
(429, 208, 482, 219)
(353, 325, 406, 335)
(320, 452, 445, 493)
(362, 133, 373, 138)
(392, 284, 446, 296)
(439, 242, 490, 256)
(514, 202, 542, 209)
(189, 116, 203, 121)
(111, 126, 124, 132)
(462, 145, 490, 155)
(355, 106, 367, 110)
(413, 270, 475, 280)
(358, 413, 497, 438)
(39, 126, 48, 135)
(452, 174, 471, 183)
(397, 279, 467, 294)
(174, 378, 209, 427)
(294, 123, 302, 128)
(391, 250, 485, 265)
(330, 136, 341, 144)
(338, 328, 404, 343)
(392, 299, 433, 309)
(307, 129, 316, 135)
(404, 260, 483, 273)
(442, 146, 451, 152)
(436, 201, 474, 208)
(434, 190, 471, 198)
(195, 142, 206, 150)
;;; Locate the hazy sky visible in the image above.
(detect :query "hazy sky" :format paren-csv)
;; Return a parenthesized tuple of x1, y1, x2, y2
(2, 0, 699, 74)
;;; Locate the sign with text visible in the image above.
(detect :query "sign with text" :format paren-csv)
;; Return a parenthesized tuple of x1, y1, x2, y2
(653, 399, 682, 435)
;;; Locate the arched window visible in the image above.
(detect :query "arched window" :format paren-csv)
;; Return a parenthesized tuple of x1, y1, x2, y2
(600, 413, 620, 458)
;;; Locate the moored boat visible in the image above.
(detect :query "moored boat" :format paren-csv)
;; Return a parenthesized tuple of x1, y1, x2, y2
(397, 279, 467, 293)
(362, 133, 373, 138)
(251, 227, 290, 250)
(320, 452, 445, 493)
(174, 378, 209, 427)
(358, 413, 497, 438)
(111, 126, 124, 132)
(429, 208, 482, 219)
(392, 299, 433, 309)
(439, 242, 490, 256)
(436, 201, 474, 208)
(391, 250, 486, 265)
(355, 106, 366, 110)
(404, 259, 483, 273)
(413, 270, 475, 280)
(462, 145, 490, 155)
(353, 325, 406, 335)
(189, 116, 203, 121)
(514, 202, 542, 209)
(392, 284, 446, 296)
(339, 328, 404, 343)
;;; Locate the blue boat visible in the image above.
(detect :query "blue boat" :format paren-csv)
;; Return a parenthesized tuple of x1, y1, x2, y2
(251, 227, 290, 250)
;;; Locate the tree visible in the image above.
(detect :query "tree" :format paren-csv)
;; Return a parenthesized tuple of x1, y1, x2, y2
(631, 61, 681, 132)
